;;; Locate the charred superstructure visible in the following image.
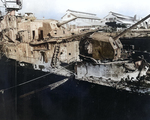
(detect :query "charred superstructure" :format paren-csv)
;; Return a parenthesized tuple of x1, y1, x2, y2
(0, 1, 150, 94)
(0, 1, 99, 67)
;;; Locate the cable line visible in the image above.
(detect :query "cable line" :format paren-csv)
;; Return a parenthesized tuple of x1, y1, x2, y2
(0, 62, 75, 94)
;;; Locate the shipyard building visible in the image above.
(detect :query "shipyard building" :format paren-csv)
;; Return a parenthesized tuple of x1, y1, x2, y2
(100, 11, 149, 29)
(61, 9, 101, 30)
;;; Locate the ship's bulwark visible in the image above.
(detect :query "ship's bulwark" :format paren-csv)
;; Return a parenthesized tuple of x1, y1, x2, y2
(0, 56, 150, 120)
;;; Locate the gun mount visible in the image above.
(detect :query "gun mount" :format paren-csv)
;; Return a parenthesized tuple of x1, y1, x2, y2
(80, 14, 150, 61)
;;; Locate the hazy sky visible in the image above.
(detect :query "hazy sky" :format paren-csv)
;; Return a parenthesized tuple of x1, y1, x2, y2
(0, 0, 150, 20)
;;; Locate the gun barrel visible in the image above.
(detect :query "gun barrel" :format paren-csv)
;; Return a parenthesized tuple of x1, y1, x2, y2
(57, 17, 77, 27)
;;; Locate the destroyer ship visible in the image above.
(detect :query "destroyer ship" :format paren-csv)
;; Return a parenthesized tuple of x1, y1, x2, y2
(0, 0, 150, 96)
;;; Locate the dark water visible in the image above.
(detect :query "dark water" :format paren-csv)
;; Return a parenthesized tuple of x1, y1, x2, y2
(0, 57, 150, 120)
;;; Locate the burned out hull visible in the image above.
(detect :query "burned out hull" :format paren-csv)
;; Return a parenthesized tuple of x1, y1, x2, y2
(75, 61, 150, 94)
(1, 47, 150, 95)
(1, 56, 150, 120)
(0, 53, 149, 99)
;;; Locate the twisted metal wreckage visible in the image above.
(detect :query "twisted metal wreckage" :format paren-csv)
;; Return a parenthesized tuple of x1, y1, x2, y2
(0, 0, 150, 96)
